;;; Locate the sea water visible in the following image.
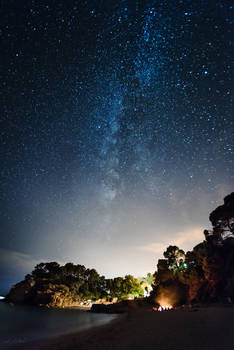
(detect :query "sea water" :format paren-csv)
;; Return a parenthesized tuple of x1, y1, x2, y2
(0, 300, 116, 349)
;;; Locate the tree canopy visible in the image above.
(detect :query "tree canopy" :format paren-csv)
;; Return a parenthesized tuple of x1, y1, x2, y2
(26, 262, 145, 302)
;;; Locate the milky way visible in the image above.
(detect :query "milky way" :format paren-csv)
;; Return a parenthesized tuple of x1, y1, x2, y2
(0, 0, 233, 291)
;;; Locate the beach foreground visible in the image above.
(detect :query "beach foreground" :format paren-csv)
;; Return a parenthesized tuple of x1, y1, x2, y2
(10, 305, 234, 350)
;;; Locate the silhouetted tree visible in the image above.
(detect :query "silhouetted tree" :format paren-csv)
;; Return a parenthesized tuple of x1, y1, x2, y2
(209, 192, 234, 242)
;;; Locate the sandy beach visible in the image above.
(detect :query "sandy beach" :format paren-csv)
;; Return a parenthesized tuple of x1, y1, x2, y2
(10, 305, 234, 350)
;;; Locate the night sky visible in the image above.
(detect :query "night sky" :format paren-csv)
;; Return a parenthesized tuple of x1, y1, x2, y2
(0, 0, 233, 294)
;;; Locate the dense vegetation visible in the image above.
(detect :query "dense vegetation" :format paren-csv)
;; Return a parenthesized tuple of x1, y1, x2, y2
(28, 263, 145, 301)
(6, 262, 148, 307)
(152, 193, 234, 306)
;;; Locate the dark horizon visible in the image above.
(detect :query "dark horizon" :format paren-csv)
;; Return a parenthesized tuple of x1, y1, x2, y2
(1, 1, 233, 295)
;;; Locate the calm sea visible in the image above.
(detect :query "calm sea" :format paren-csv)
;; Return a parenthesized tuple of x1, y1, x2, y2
(0, 300, 116, 349)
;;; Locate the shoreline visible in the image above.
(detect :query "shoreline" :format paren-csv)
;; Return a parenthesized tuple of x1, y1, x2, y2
(2, 299, 92, 311)
(8, 304, 234, 350)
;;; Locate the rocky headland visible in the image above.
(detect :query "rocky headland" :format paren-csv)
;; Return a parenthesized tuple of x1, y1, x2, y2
(5, 279, 91, 308)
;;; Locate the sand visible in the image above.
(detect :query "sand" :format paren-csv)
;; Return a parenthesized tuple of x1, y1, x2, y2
(10, 305, 234, 350)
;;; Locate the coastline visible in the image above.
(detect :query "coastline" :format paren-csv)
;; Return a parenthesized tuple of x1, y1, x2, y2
(2, 299, 92, 311)
(8, 305, 234, 350)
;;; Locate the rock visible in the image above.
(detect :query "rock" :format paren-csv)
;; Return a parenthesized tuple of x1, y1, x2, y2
(91, 300, 138, 313)
(5, 279, 35, 304)
(33, 283, 81, 308)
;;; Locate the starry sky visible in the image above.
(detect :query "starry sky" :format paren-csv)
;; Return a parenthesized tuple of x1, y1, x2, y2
(0, 0, 233, 294)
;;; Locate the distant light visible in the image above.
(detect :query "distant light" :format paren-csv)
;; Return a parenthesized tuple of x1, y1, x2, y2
(0, 296, 5, 300)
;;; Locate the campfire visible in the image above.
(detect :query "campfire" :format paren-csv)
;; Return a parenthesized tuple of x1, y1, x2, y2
(158, 305, 172, 311)
(152, 304, 173, 311)
(153, 296, 174, 311)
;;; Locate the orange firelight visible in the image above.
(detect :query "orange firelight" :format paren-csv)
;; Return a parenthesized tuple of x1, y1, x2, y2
(156, 296, 173, 311)
(158, 305, 172, 311)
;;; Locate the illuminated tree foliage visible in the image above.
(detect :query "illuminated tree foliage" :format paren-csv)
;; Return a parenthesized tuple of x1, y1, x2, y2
(163, 245, 185, 270)
(106, 275, 144, 300)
